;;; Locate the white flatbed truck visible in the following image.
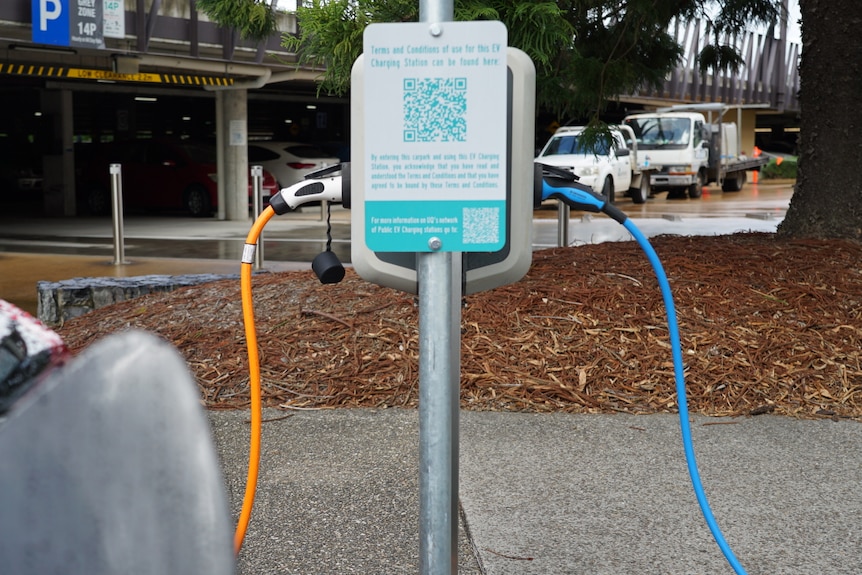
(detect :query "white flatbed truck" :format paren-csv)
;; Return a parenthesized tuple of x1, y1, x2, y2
(623, 106, 769, 199)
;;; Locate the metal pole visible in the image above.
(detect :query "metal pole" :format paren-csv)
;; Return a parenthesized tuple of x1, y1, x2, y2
(318, 199, 327, 221)
(557, 201, 570, 247)
(418, 3, 458, 575)
(110, 163, 126, 265)
(420, 0, 453, 23)
(418, 249, 461, 575)
(251, 165, 264, 269)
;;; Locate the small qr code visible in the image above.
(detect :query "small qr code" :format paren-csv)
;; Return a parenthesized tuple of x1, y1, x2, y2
(403, 77, 467, 143)
(462, 207, 499, 245)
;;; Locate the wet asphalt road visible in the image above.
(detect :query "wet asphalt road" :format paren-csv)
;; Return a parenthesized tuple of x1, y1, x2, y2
(0, 180, 793, 260)
(0, 180, 794, 316)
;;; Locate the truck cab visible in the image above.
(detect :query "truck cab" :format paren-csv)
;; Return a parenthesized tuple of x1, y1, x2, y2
(623, 112, 711, 199)
(623, 109, 767, 199)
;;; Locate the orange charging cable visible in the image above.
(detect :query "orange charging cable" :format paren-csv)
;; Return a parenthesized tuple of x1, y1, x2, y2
(234, 205, 275, 553)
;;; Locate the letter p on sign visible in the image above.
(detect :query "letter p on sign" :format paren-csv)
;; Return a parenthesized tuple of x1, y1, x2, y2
(32, 0, 70, 46)
(40, 0, 62, 30)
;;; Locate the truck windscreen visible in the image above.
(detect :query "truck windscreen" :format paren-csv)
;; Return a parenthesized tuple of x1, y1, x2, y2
(624, 117, 691, 150)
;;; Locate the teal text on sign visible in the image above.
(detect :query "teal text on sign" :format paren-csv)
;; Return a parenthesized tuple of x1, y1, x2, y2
(366, 200, 506, 252)
(363, 21, 508, 252)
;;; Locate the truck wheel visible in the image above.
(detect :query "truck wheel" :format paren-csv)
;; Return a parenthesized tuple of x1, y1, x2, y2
(630, 176, 649, 204)
(601, 176, 615, 204)
(688, 172, 704, 199)
(721, 171, 745, 192)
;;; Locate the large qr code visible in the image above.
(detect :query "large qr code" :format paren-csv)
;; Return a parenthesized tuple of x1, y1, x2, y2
(403, 77, 467, 143)
(462, 207, 499, 245)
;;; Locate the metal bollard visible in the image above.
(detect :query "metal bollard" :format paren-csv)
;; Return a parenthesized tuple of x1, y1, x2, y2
(251, 165, 264, 270)
(110, 163, 127, 265)
(557, 200, 570, 247)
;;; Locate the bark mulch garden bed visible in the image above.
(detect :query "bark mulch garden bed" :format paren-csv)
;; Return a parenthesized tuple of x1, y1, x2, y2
(57, 232, 862, 421)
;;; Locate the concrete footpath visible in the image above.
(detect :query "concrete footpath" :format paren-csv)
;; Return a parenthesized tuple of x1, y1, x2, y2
(210, 407, 862, 575)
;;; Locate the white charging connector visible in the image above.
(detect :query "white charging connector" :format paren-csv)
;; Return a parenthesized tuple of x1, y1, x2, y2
(269, 165, 346, 215)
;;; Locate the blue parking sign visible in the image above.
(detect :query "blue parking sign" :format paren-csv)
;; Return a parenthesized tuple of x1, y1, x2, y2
(32, 0, 104, 48)
(32, 0, 70, 46)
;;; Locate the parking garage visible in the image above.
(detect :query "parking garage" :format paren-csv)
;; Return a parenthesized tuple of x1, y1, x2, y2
(0, 1, 348, 220)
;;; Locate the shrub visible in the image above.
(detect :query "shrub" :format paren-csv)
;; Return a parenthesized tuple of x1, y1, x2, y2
(761, 157, 797, 180)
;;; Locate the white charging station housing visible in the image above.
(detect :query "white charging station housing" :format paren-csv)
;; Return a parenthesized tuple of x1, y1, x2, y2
(350, 47, 536, 295)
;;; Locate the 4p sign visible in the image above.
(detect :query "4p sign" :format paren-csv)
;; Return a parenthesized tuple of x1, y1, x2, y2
(32, 0, 105, 49)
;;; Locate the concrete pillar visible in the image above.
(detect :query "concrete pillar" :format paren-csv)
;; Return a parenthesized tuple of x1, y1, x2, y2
(221, 89, 249, 221)
(740, 109, 759, 156)
(215, 91, 225, 220)
(41, 89, 76, 217)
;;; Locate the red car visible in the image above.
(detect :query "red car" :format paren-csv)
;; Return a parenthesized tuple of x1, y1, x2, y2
(78, 139, 278, 217)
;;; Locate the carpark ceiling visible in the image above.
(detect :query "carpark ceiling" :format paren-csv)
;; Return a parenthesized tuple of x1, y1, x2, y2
(0, 2, 306, 84)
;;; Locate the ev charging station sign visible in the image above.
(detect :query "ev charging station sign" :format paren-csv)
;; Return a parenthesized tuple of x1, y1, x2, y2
(363, 21, 507, 253)
(32, 0, 105, 49)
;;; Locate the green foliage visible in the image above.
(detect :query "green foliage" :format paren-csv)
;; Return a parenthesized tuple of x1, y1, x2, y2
(281, 1, 393, 95)
(456, 2, 573, 71)
(698, 43, 746, 74)
(761, 157, 798, 180)
(711, 0, 784, 35)
(281, 0, 784, 120)
(197, 0, 278, 41)
(572, 118, 617, 157)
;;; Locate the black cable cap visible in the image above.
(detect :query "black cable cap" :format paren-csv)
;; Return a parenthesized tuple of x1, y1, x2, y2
(312, 251, 345, 284)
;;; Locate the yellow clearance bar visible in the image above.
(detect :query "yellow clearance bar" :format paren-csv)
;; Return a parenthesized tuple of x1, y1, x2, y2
(0, 63, 234, 86)
(66, 68, 163, 82)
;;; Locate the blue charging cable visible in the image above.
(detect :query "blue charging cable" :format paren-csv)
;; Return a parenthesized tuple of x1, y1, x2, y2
(539, 168, 749, 575)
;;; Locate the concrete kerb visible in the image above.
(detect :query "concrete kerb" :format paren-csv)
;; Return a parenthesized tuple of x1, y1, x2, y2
(36, 272, 252, 326)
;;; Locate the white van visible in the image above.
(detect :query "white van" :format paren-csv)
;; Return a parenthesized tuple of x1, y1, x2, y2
(534, 125, 652, 204)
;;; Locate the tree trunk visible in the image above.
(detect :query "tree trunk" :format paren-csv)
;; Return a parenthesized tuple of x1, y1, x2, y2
(777, 0, 862, 239)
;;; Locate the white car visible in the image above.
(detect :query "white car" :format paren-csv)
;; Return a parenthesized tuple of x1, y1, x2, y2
(534, 126, 634, 204)
(247, 142, 340, 189)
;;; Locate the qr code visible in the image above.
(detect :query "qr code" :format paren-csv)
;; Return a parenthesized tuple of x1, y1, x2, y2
(403, 77, 467, 143)
(462, 207, 499, 245)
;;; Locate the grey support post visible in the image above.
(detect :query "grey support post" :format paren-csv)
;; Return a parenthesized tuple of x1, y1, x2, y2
(417, 4, 459, 575)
